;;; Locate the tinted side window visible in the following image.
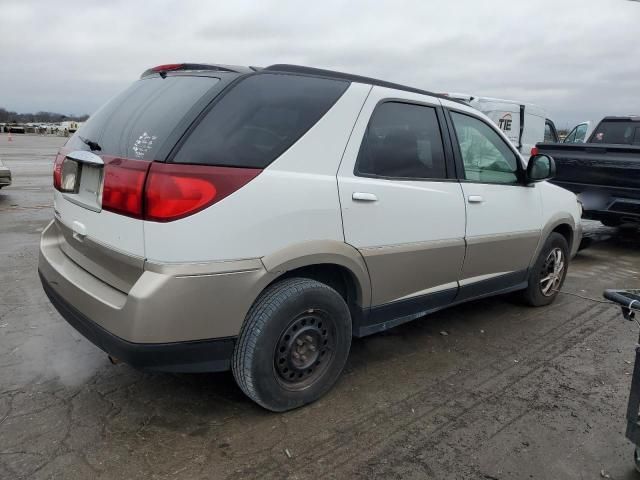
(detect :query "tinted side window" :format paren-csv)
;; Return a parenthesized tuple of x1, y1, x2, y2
(450, 111, 519, 184)
(355, 102, 447, 179)
(67, 76, 221, 159)
(173, 74, 349, 168)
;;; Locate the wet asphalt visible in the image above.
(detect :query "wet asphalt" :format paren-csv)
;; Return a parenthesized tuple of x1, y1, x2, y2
(1, 134, 639, 479)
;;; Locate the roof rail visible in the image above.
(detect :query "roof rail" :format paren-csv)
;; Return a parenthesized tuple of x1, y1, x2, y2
(264, 64, 448, 100)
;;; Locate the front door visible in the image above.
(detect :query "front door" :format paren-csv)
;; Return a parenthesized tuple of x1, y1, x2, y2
(446, 108, 543, 300)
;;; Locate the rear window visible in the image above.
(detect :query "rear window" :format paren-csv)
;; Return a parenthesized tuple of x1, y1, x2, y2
(67, 76, 221, 159)
(172, 73, 349, 168)
(591, 120, 640, 145)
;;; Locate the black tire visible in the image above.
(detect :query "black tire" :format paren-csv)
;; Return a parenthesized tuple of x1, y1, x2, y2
(522, 232, 569, 307)
(232, 277, 352, 412)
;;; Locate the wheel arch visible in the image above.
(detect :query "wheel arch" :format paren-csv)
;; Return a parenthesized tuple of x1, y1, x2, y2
(260, 240, 372, 310)
(529, 214, 578, 269)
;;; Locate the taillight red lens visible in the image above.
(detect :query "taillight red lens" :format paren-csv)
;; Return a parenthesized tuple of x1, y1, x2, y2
(144, 163, 261, 222)
(151, 63, 184, 72)
(101, 158, 151, 218)
(53, 153, 65, 190)
(530, 146, 539, 157)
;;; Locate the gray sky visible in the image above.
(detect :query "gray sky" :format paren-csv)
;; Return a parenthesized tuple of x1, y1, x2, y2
(1, 0, 638, 128)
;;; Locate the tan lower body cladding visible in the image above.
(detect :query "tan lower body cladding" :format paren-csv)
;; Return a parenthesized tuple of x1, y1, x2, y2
(360, 230, 541, 307)
(360, 238, 466, 306)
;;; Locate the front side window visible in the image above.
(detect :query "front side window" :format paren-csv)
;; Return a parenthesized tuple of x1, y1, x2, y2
(564, 126, 578, 143)
(450, 111, 519, 184)
(355, 102, 447, 179)
(574, 123, 588, 142)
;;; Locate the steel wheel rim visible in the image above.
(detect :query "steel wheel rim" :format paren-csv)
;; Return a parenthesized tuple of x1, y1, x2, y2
(539, 247, 565, 297)
(274, 309, 336, 391)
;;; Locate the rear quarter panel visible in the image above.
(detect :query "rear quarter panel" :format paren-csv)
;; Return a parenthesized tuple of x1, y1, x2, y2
(143, 83, 372, 263)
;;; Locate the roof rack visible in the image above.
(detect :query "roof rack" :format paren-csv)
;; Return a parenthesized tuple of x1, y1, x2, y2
(264, 64, 448, 100)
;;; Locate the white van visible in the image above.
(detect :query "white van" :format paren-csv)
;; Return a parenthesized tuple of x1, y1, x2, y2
(445, 94, 558, 156)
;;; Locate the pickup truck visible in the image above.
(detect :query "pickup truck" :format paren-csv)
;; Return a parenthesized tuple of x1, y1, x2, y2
(536, 116, 640, 226)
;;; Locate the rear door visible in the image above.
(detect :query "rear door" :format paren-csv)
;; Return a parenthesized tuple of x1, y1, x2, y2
(53, 74, 225, 291)
(338, 87, 466, 316)
(444, 103, 542, 299)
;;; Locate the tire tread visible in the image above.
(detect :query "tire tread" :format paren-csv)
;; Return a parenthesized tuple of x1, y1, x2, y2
(232, 277, 341, 410)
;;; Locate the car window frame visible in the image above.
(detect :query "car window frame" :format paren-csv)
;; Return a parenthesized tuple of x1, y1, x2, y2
(544, 119, 559, 143)
(443, 107, 527, 186)
(563, 125, 579, 143)
(353, 98, 457, 182)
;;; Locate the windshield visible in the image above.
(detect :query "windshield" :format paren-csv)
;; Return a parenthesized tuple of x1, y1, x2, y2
(66, 76, 222, 160)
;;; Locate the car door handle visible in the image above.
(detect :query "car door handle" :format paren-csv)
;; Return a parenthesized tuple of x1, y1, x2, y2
(352, 192, 378, 202)
(467, 195, 484, 203)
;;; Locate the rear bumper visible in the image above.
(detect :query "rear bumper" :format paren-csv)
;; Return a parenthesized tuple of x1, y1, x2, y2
(40, 271, 235, 372)
(582, 197, 640, 223)
(574, 190, 640, 223)
(0, 167, 11, 187)
(38, 219, 275, 371)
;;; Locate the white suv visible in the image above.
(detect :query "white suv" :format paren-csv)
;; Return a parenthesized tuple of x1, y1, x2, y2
(39, 63, 582, 411)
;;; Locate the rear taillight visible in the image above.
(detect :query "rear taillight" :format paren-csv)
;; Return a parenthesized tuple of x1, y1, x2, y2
(97, 159, 260, 221)
(101, 158, 151, 218)
(530, 146, 539, 157)
(151, 63, 184, 72)
(53, 153, 64, 190)
(144, 163, 261, 222)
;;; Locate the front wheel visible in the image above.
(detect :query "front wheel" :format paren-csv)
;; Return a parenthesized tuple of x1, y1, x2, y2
(232, 278, 352, 412)
(522, 232, 569, 307)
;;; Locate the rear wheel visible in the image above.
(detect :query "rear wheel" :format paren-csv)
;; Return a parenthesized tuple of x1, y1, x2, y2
(522, 232, 569, 306)
(232, 278, 352, 412)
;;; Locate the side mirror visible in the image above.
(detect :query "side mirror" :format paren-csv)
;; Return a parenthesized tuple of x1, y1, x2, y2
(527, 154, 556, 182)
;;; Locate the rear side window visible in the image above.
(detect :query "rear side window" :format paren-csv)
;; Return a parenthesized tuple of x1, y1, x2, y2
(173, 74, 349, 168)
(67, 76, 220, 159)
(355, 102, 447, 179)
(591, 121, 640, 145)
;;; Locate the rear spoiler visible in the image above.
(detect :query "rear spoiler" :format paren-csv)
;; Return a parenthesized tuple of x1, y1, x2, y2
(140, 63, 257, 78)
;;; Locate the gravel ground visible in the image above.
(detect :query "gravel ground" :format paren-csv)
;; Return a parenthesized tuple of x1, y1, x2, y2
(1, 134, 639, 479)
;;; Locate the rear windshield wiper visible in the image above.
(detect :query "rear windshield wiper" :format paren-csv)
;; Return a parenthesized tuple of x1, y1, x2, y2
(78, 136, 102, 152)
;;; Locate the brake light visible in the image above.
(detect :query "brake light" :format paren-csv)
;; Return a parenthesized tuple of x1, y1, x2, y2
(530, 146, 539, 156)
(53, 153, 64, 190)
(101, 158, 151, 218)
(144, 163, 261, 222)
(151, 63, 184, 72)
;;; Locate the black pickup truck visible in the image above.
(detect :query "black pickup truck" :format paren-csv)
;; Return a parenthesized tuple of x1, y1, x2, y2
(536, 116, 640, 226)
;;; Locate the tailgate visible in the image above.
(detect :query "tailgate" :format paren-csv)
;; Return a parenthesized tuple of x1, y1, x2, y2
(50, 74, 226, 292)
(540, 143, 640, 191)
(52, 150, 146, 293)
